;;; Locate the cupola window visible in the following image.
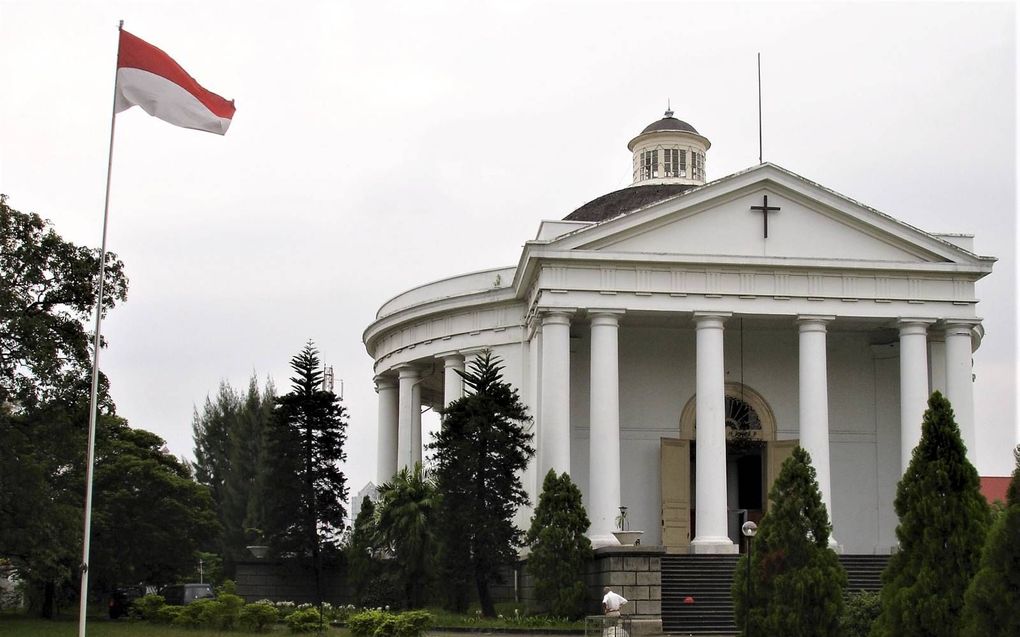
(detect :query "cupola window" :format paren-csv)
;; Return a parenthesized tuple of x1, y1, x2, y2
(664, 148, 686, 178)
(641, 149, 659, 180)
(692, 151, 705, 181)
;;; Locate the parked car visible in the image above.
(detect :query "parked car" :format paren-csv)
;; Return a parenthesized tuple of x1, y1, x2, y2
(159, 582, 214, 605)
(108, 586, 144, 619)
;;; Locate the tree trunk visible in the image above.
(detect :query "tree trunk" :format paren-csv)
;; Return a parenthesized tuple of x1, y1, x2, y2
(476, 570, 495, 618)
(39, 580, 55, 619)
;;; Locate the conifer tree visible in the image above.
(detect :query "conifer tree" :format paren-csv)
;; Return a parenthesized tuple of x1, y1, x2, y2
(871, 391, 990, 637)
(732, 446, 846, 637)
(960, 445, 1020, 637)
(346, 495, 379, 605)
(430, 351, 535, 617)
(525, 470, 593, 618)
(264, 341, 349, 617)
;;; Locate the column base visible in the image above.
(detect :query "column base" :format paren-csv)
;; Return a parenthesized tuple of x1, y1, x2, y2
(689, 536, 738, 554)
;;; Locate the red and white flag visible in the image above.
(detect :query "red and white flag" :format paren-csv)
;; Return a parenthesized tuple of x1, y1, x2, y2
(115, 29, 235, 135)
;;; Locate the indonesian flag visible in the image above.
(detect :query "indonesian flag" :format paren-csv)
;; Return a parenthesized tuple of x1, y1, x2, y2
(115, 29, 235, 135)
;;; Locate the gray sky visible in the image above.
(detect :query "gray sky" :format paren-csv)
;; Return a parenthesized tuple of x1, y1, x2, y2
(1, 1, 1016, 501)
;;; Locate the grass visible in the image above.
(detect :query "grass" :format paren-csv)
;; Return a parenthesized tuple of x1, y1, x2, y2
(0, 613, 349, 637)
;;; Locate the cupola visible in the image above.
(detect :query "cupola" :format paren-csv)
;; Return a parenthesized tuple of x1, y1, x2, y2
(628, 108, 711, 187)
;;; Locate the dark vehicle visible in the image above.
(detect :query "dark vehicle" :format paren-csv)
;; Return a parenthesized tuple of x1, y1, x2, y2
(160, 582, 214, 605)
(108, 586, 144, 619)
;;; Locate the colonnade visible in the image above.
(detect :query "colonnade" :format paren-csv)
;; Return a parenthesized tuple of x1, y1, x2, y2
(374, 312, 977, 552)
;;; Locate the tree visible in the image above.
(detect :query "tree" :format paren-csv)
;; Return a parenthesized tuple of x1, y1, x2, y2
(88, 418, 220, 591)
(960, 445, 1020, 636)
(0, 194, 127, 408)
(732, 446, 846, 637)
(191, 375, 276, 576)
(525, 470, 592, 618)
(375, 464, 437, 608)
(345, 495, 379, 605)
(429, 351, 535, 617)
(871, 391, 990, 637)
(264, 342, 348, 614)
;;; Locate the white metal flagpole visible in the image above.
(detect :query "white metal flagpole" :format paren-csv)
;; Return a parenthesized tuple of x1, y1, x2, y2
(77, 19, 123, 637)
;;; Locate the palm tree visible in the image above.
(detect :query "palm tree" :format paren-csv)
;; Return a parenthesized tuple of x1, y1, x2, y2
(375, 463, 437, 608)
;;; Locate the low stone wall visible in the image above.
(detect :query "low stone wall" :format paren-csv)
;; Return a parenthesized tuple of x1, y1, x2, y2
(234, 560, 348, 604)
(588, 546, 664, 636)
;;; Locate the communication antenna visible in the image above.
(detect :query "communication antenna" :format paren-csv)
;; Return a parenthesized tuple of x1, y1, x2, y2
(758, 52, 763, 164)
(323, 365, 335, 392)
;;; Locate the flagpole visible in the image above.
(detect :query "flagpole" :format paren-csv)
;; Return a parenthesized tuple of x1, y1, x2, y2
(77, 19, 123, 637)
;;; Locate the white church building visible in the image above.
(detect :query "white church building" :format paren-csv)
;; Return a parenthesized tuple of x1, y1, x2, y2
(363, 110, 995, 555)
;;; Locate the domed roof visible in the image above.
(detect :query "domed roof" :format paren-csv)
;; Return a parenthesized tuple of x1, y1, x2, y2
(640, 109, 699, 135)
(564, 183, 697, 222)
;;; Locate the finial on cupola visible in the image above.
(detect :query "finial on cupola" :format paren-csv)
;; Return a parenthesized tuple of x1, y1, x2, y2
(665, 99, 673, 118)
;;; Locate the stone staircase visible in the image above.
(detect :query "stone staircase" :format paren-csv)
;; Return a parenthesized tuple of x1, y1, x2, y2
(661, 554, 890, 635)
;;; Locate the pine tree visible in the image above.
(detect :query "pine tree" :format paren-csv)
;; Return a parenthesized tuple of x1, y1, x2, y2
(525, 470, 593, 619)
(430, 351, 535, 617)
(871, 391, 990, 637)
(732, 446, 846, 637)
(264, 341, 349, 611)
(960, 445, 1020, 636)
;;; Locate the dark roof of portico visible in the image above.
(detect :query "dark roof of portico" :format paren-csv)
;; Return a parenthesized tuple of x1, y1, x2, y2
(563, 183, 697, 223)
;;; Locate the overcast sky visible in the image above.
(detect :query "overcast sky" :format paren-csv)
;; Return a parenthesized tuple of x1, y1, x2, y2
(1, 1, 1016, 498)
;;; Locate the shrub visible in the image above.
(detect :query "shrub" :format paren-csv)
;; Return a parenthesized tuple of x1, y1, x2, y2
(240, 601, 280, 632)
(393, 610, 433, 637)
(172, 598, 222, 628)
(286, 607, 323, 633)
(841, 590, 881, 637)
(212, 592, 245, 629)
(349, 609, 389, 637)
(130, 593, 165, 621)
(153, 604, 184, 624)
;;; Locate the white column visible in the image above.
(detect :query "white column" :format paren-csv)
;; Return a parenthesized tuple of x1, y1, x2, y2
(798, 316, 838, 549)
(944, 321, 976, 461)
(588, 310, 624, 547)
(375, 377, 399, 484)
(441, 353, 466, 407)
(899, 320, 933, 473)
(540, 310, 573, 478)
(397, 366, 422, 471)
(691, 311, 736, 554)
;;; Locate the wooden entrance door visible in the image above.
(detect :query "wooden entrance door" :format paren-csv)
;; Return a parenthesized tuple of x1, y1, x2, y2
(660, 438, 691, 553)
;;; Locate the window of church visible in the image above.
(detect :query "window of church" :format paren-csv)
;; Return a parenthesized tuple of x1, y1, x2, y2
(692, 152, 705, 180)
(641, 149, 658, 179)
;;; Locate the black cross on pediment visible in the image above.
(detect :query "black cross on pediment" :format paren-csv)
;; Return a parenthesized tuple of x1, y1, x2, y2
(750, 194, 781, 238)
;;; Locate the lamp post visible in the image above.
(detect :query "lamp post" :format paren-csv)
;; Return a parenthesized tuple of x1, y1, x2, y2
(741, 521, 758, 637)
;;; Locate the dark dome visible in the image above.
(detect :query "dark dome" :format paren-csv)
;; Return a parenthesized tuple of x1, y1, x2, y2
(640, 115, 699, 135)
(564, 184, 697, 223)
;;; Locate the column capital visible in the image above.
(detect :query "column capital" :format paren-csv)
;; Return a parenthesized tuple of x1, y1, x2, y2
(897, 318, 936, 336)
(540, 308, 576, 327)
(374, 376, 397, 391)
(395, 364, 420, 380)
(796, 314, 835, 327)
(693, 311, 731, 329)
(436, 351, 466, 364)
(939, 319, 981, 336)
(589, 309, 625, 326)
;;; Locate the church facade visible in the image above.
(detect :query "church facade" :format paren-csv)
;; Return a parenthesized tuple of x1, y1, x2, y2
(363, 111, 995, 554)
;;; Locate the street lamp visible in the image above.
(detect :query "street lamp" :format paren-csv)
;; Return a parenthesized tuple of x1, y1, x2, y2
(741, 521, 758, 637)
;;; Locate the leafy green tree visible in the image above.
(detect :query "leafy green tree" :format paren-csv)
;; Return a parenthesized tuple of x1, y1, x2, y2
(429, 351, 535, 617)
(346, 495, 380, 606)
(733, 446, 846, 637)
(89, 419, 220, 591)
(375, 464, 438, 608)
(525, 470, 592, 618)
(0, 194, 127, 408)
(264, 342, 348, 614)
(960, 445, 1020, 636)
(871, 391, 990, 637)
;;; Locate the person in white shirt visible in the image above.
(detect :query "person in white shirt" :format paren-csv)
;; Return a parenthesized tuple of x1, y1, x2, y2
(602, 586, 628, 617)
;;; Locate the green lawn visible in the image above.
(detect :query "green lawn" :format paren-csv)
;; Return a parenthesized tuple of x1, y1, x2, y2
(0, 614, 348, 637)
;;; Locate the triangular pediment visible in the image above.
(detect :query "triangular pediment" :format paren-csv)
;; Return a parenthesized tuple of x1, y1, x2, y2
(545, 164, 986, 267)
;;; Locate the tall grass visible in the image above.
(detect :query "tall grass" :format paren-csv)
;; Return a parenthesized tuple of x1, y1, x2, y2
(0, 613, 348, 636)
